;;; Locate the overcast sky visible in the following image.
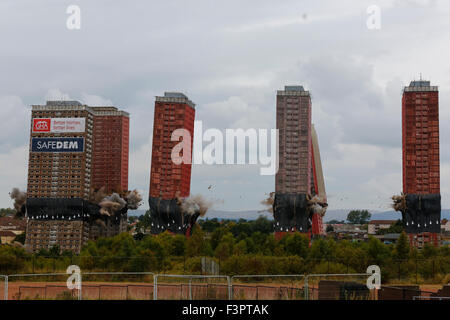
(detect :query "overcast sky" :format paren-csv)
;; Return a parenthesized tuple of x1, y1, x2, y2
(1, 0, 449, 215)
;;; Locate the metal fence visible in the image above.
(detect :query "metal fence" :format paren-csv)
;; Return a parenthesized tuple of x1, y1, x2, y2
(231, 275, 305, 300)
(1, 272, 449, 300)
(153, 274, 231, 300)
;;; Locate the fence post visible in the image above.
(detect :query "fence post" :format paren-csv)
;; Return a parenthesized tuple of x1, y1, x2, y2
(153, 275, 158, 300)
(304, 276, 309, 300)
(189, 278, 192, 300)
(78, 273, 82, 300)
(4, 276, 8, 301)
(227, 276, 232, 300)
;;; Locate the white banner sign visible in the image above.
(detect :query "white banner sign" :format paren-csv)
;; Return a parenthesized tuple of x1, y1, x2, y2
(33, 118, 86, 133)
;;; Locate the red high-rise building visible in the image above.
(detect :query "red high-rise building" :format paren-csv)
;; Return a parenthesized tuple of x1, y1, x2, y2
(149, 92, 195, 200)
(402, 81, 440, 195)
(401, 80, 441, 247)
(274, 86, 327, 239)
(91, 107, 130, 193)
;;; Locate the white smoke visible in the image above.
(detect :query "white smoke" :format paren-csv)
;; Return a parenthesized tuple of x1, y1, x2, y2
(126, 189, 143, 210)
(181, 194, 214, 217)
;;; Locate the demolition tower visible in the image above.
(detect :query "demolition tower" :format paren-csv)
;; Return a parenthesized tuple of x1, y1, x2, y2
(274, 86, 327, 239)
(148, 92, 198, 235)
(401, 80, 441, 247)
(25, 101, 130, 253)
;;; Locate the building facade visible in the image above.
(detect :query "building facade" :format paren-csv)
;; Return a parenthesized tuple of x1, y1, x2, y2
(276, 86, 312, 194)
(149, 92, 195, 200)
(368, 220, 396, 235)
(148, 92, 197, 235)
(401, 80, 441, 247)
(25, 101, 129, 253)
(273, 86, 327, 237)
(402, 80, 440, 195)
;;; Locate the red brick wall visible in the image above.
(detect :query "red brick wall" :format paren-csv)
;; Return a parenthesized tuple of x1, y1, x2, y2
(402, 91, 439, 194)
(150, 102, 195, 199)
(92, 115, 129, 193)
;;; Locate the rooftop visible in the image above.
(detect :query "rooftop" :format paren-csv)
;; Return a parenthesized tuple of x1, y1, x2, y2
(369, 220, 397, 225)
(277, 85, 310, 96)
(404, 80, 438, 92)
(31, 101, 129, 117)
(0, 216, 27, 229)
(155, 91, 195, 108)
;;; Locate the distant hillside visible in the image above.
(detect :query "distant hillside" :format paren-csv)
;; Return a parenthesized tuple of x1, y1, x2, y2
(324, 209, 450, 222)
(129, 208, 450, 221)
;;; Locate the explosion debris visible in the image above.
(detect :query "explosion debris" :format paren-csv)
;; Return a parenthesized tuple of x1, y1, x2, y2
(392, 194, 407, 212)
(260, 192, 275, 213)
(89, 186, 108, 204)
(148, 194, 219, 236)
(307, 195, 328, 216)
(181, 194, 213, 217)
(99, 193, 127, 216)
(126, 189, 143, 210)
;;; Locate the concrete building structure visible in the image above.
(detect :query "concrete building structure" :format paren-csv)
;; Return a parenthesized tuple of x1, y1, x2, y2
(276, 86, 312, 195)
(25, 101, 130, 253)
(368, 220, 396, 235)
(401, 80, 441, 247)
(148, 92, 197, 235)
(273, 86, 327, 238)
(149, 92, 195, 200)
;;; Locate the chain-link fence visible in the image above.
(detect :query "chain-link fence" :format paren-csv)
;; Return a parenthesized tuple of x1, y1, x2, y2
(153, 274, 230, 300)
(231, 275, 305, 300)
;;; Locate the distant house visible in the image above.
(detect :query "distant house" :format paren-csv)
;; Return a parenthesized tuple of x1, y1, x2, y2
(0, 216, 26, 235)
(374, 233, 401, 244)
(0, 230, 17, 244)
(442, 219, 450, 233)
(368, 220, 396, 235)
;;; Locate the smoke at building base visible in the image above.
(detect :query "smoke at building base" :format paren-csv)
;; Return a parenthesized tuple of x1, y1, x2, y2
(260, 192, 275, 214)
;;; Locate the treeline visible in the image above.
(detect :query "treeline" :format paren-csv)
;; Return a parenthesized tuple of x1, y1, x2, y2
(0, 217, 449, 284)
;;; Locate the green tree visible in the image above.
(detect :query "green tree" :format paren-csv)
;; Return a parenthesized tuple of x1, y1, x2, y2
(233, 240, 247, 256)
(394, 232, 410, 260)
(186, 226, 212, 257)
(346, 210, 371, 224)
(365, 236, 390, 264)
(0, 208, 15, 217)
(284, 233, 309, 258)
(214, 232, 235, 260)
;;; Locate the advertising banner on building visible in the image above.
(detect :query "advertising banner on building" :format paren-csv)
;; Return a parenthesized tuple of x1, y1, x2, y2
(32, 118, 86, 133)
(31, 137, 84, 153)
